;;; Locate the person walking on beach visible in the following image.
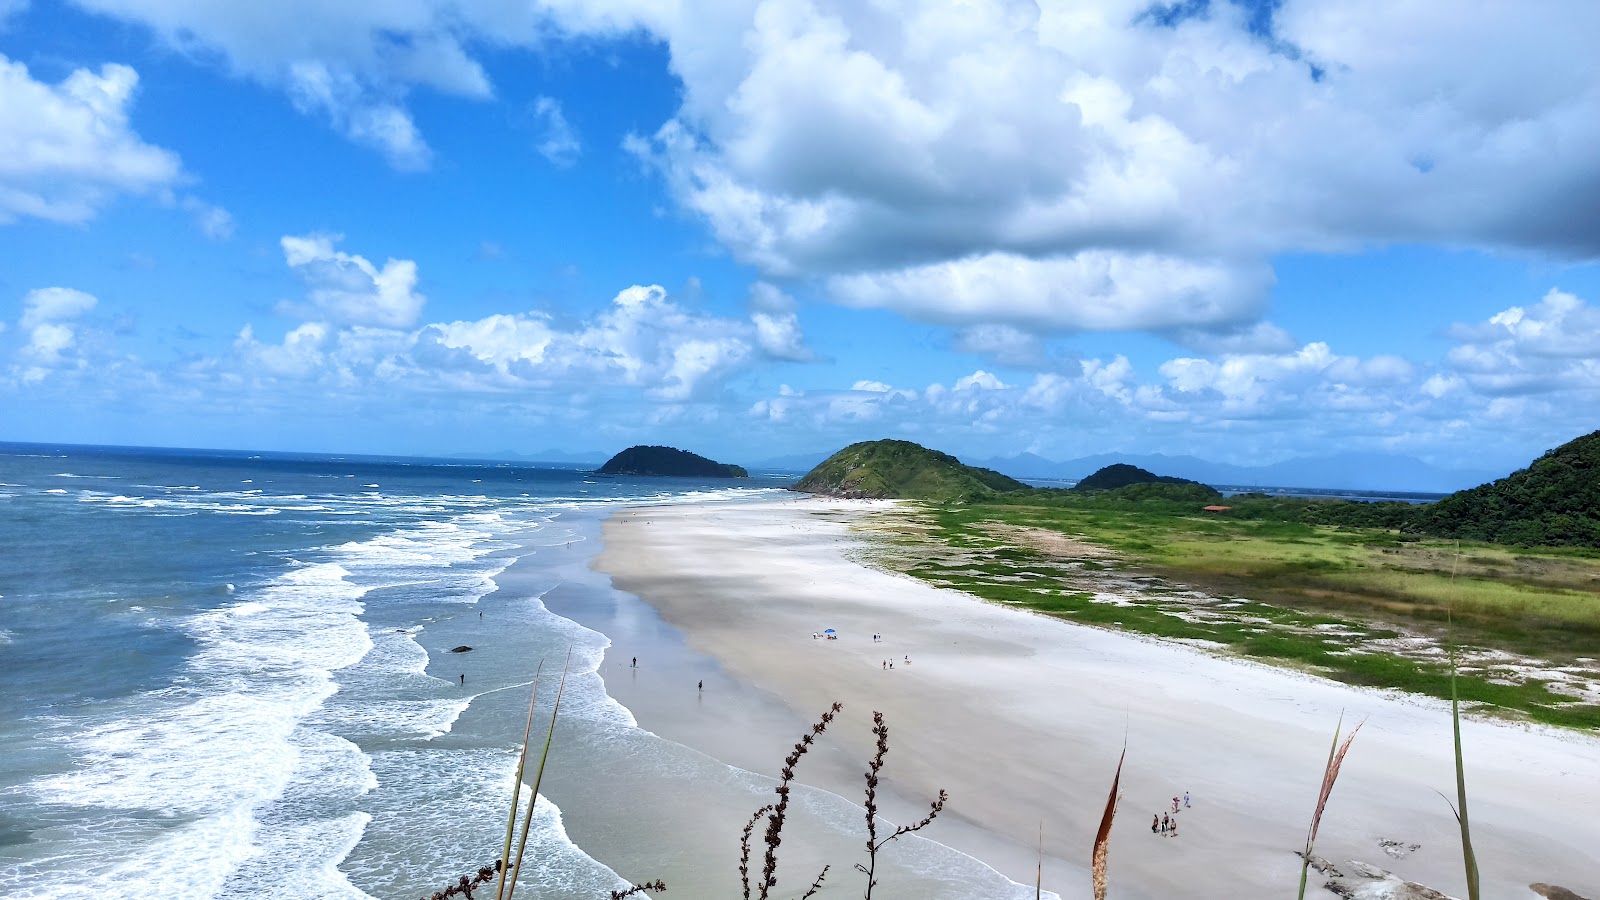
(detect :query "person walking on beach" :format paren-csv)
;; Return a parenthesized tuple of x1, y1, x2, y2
(1169, 816, 1178, 836)
(460, 673, 464, 685)
(697, 680, 703, 693)
(1161, 812, 1169, 834)
(1172, 796, 1180, 813)
(882, 660, 886, 669)
(1151, 814, 1159, 834)
(631, 657, 637, 668)
(904, 655, 910, 665)
(1184, 791, 1190, 808)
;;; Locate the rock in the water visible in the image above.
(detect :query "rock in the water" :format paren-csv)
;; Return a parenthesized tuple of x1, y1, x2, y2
(1530, 885, 1592, 900)
(450, 645, 473, 653)
(1378, 838, 1421, 859)
(1296, 851, 1344, 879)
(1324, 860, 1458, 900)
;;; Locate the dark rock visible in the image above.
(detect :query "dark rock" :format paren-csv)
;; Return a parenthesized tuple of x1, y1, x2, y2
(1323, 860, 1458, 899)
(450, 645, 473, 653)
(1378, 838, 1421, 859)
(1530, 885, 1592, 900)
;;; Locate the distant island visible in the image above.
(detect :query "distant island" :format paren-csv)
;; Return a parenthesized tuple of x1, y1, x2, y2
(1073, 463, 1210, 494)
(597, 446, 748, 478)
(791, 439, 1025, 500)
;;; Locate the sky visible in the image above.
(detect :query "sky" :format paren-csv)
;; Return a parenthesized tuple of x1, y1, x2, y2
(2, 0, 1599, 472)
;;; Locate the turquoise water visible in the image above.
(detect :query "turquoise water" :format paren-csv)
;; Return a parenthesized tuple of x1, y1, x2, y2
(0, 443, 781, 898)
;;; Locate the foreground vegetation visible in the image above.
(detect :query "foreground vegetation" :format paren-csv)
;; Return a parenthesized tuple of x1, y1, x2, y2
(854, 500, 1600, 731)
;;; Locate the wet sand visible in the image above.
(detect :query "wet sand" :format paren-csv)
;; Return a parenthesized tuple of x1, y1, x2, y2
(592, 496, 1600, 900)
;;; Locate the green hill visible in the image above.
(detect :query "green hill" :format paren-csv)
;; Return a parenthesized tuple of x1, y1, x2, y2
(1074, 463, 1210, 493)
(792, 439, 1026, 501)
(1413, 430, 1600, 546)
(596, 446, 748, 478)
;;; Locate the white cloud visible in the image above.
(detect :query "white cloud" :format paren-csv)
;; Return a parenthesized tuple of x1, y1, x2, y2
(747, 282, 814, 361)
(12, 287, 99, 381)
(180, 196, 234, 240)
(1444, 288, 1600, 395)
(618, 0, 1600, 334)
(21, 287, 98, 329)
(231, 281, 808, 403)
(531, 96, 581, 167)
(953, 370, 1006, 391)
(954, 324, 1044, 366)
(279, 234, 427, 328)
(0, 54, 180, 224)
(827, 251, 1275, 332)
(67, 1, 1600, 305)
(286, 61, 431, 170)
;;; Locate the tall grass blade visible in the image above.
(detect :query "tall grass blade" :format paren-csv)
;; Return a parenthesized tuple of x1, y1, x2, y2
(505, 649, 573, 900)
(1446, 544, 1482, 900)
(1091, 746, 1124, 900)
(495, 661, 545, 900)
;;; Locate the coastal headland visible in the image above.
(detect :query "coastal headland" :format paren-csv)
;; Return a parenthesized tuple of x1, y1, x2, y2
(593, 496, 1600, 900)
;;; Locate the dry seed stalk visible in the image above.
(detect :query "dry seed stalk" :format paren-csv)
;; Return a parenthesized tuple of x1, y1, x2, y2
(1091, 747, 1125, 900)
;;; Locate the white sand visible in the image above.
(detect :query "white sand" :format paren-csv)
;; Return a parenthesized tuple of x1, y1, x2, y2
(594, 497, 1600, 900)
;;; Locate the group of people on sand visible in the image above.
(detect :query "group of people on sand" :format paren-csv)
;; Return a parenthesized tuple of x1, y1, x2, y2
(1151, 791, 1190, 838)
(881, 655, 910, 669)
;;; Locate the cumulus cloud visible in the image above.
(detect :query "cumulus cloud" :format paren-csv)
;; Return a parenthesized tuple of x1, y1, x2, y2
(233, 281, 813, 403)
(620, 0, 1600, 334)
(954, 323, 1045, 366)
(1444, 288, 1600, 395)
(828, 251, 1275, 332)
(279, 234, 427, 328)
(531, 96, 581, 167)
(747, 281, 814, 361)
(0, 54, 180, 224)
(21, 287, 98, 329)
(12, 287, 98, 381)
(68, 1, 1600, 338)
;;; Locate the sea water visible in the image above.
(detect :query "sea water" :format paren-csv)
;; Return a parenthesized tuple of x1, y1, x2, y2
(0, 443, 1049, 900)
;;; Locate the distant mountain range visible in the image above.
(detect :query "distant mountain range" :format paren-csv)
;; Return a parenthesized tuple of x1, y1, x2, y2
(752, 449, 1501, 494)
(450, 448, 608, 465)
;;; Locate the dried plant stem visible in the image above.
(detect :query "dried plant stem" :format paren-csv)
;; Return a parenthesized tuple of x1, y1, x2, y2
(1035, 822, 1043, 900)
(1091, 746, 1124, 900)
(799, 865, 829, 899)
(859, 711, 947, 900)
(494, 661, 545, 900)
(504, 650, 573, 900)
(754, 702, 841, 900)
(739, 804, 775, 900)
(608, 879, 667, 899)
(1298, 713, 1363, 900)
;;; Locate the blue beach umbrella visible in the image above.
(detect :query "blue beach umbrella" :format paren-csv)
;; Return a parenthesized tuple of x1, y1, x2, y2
(823, 628, 836, 634)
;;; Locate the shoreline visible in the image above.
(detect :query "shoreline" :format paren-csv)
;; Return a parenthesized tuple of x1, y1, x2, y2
(590, 496, 1600, 899)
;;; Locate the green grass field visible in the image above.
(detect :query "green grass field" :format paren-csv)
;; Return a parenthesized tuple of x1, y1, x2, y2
(855, 502, 1600, 731)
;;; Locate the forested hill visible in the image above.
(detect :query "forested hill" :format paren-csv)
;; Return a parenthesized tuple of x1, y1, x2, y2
(1411, 430, 1600, 546)
(1073, 463, 1211, 493)
(792, 439, 1025, 500)
(596, 446, 748, 478)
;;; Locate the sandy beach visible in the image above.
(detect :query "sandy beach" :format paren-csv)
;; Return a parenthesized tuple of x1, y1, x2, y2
(592, 496, 1600, 900)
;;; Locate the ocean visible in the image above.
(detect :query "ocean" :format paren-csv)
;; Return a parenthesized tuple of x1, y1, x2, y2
(0, 444, 1046, 900)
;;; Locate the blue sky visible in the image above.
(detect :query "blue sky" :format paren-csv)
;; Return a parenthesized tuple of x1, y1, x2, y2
(3, 0, 1599, 472)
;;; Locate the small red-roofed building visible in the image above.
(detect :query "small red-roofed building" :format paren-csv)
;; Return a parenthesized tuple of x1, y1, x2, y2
(1202, 505, 1231, 512)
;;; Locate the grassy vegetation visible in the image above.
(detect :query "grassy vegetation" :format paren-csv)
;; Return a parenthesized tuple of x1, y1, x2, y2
(860, 501, 1600, 731)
